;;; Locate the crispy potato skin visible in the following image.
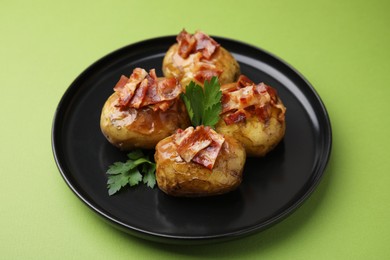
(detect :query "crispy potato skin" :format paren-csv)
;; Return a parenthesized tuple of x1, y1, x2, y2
(155, 135, 246, 197)
(215, 102, 286, 157)
(162, 44, 240, 88)
(100, 93, 190, 150)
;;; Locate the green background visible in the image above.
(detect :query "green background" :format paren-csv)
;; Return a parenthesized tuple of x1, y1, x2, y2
(1, 0, 389, 258)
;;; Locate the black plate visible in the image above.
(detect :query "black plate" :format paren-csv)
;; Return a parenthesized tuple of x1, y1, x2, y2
(52, 36, 332, 244)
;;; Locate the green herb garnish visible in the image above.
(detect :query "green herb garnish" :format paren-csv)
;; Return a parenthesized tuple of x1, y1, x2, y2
(106, 149, 156, 195)
(180, 76, 222, 128)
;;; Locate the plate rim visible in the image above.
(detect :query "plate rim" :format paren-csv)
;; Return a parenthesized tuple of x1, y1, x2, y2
(51, 35, 332, 244)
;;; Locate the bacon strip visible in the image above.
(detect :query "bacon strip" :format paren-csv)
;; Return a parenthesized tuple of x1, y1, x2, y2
(192, 129, 225, 169)
(174, 127, 195, 146)
(223, 110, 247, 125)
(221, 75, 285, 125)
(141, 77, 181, 107)
(176, 29, 220, 60)
(113, 75, 129, 90)
(174, 126, 225, 170)
(128, 78, 149, 108)
(194, 68, 222, 83)
(222, 85, 268, 113)
(114, 68, 182, 111)
(237, 75, 254, 88)
(176, 127, 212, 163)
(177, 30, 196, 59)
(114, 68, 147, 107)
(194, 31, 220, 59)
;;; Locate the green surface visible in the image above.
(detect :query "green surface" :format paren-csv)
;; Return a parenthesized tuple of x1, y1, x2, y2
(1, 0, 389, 258)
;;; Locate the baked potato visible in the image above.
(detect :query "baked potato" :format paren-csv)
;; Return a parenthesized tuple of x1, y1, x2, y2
(155, 126, 246, 197)
(100, 68, 190, 150)
(216, 75, 286, 157)
(162, 30, 240, 89)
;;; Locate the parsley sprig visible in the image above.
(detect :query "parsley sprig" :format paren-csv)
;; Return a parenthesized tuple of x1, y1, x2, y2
(180, 76, 222, 128)
(106, 150, 156, 195)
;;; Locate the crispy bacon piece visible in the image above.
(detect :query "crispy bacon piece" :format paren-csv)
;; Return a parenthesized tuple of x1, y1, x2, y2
(194, 68, 223, 83)
(262, 83, 278, 103)
(259, 105, 272, 122)
(174, 127, 195, 146)
(221, 75, 285, 125)
(141, 77, 181, 107)
(193, 59, 223, 83)
(128, 78, 149, 108)
(114, 68, 182, 111)
(237, 75, 254, 89)
(113, 75, 129, 90)
(114, 68, 147, 107)
(253, 105, 272, 123)
(177, 30, 196, 59)
(176, 29, 220, 60)
(223, 110, 247, 125)
(192, 129, 225, 170)
(157, 78, 182, 100)
(194, 31, 220, 59)
(174, 126, 225, 170)
(176, 127, 213, 163)
(222, 85, 265, 113)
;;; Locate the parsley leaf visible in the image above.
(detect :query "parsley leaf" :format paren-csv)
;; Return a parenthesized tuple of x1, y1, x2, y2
(128, 168, 143, 186)
(127, 149, 143, 160)
(106, 149, 156, 195)
(181, 81, 204, 126)
(181, 76, 222, 128)
(203, 77, 223, 127)
(143, 163, 156, 188)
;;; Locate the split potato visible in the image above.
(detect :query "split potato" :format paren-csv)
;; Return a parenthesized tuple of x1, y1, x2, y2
(162, 30, 240, 88)
(155, 135, 246, 197)
(216, 109, 286, 157)
(100, 93, 190, 150)
(216, 81, 286, 157)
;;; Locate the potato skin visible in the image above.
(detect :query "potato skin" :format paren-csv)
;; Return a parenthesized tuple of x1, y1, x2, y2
(216, 101, 286, 157)
(155, 135, 246, 197)
(162, 44, 240, 88)
(100, 93, 190, 150)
